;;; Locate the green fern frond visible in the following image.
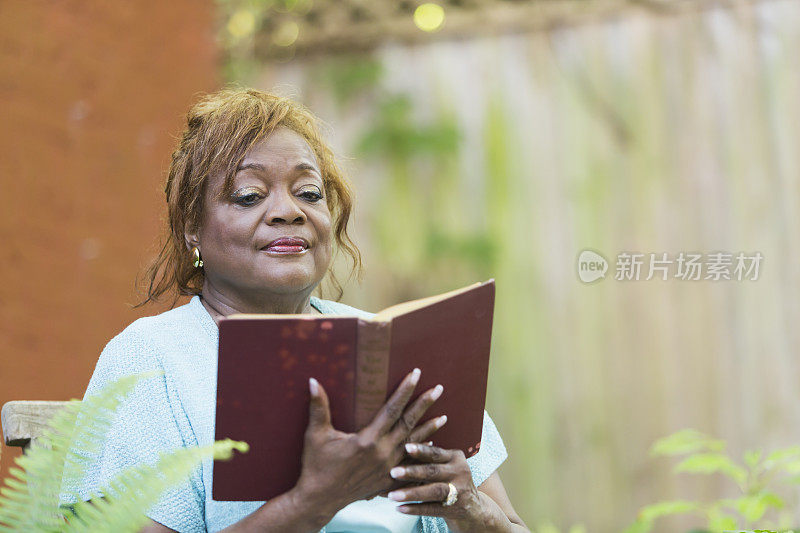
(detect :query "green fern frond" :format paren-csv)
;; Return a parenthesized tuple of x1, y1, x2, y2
(0, 371, 248, 532)
(61, 439, 248, 533)
(61, 371, 165, 492)
(0, 371, 160, 531)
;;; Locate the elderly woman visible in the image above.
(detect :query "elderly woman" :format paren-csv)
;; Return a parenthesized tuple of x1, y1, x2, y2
(66, 88, 528, 533)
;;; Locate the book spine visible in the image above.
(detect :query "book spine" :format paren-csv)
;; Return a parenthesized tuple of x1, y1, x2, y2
(354, 319, 392, 429)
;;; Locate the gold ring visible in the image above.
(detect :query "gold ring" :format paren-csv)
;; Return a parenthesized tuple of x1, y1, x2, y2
(442, 482, 458, 506)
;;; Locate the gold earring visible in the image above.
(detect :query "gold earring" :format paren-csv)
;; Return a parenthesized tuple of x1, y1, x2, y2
(192, 247, 204, 268)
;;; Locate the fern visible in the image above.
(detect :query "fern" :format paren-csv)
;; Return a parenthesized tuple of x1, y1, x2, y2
(0, 371, 248, 532)
(60, 439, 247, 533)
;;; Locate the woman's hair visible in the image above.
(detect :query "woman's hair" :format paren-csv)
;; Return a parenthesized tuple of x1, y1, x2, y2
(135, 87, 363, 308)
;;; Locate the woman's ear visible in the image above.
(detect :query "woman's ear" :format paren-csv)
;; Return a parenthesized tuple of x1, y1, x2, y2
(184, 222, 200, 252)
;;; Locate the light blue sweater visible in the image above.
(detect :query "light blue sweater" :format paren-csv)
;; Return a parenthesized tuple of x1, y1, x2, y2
(60, 295, 508, 532)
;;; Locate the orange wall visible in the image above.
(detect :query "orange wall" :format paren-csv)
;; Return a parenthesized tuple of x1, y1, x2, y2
(0, 1, 219, 477)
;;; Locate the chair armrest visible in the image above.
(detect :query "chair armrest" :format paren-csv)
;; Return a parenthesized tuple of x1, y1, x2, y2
(2, 401, 71, 448)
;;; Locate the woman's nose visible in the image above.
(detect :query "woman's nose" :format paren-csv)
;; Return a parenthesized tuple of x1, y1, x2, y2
(265, 192, 306, 225)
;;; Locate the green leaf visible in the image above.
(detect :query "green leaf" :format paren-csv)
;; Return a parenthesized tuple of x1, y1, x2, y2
(760, 491, 785, 508)
(744, 450, 762, 469)
(650, 429, 726, 457)
(780, 459, 800, 475)
(765, 445, 800, 465)
(621, 519, 653, 533)
(637, 500, 699, 523)
(674, 453, 747, 486)
(734, 491, 784, 523)
(535, 522, 561, 533)
(706, 506, 739, 532)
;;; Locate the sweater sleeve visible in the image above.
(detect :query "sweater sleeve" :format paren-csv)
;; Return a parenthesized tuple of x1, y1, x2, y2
(467, 409, 508, 488)
(59, 323, 207, 533)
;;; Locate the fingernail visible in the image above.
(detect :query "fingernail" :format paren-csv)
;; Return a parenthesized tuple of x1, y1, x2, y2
(410, 368, 421, 385)
(425, 440, 433, 446)
(390, 466, 405, 478)
(309, 377, 319, 396)
(405, 443, 418, 453)
(435, 415, 447, 428)
(388, 490, 405, 501)
(397, 506, 410, 513)
(430, 384, 443, 400)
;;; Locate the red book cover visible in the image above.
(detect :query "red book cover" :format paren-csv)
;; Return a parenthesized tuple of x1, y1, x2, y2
(213, 279, 495, 501)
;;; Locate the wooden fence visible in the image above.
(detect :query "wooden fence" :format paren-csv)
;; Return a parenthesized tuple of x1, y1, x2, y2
(250, 1, 800, 529)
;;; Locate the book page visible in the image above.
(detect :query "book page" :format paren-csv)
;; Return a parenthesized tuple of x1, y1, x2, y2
(374, 279, 492, 321)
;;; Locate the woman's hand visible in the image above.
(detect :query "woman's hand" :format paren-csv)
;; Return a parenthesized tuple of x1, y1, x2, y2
(386, 443, 514, 533)
(292, 368, 448, 519)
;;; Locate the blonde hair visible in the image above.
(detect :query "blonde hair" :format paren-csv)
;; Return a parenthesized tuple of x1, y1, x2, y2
(135, 88, 363, 308)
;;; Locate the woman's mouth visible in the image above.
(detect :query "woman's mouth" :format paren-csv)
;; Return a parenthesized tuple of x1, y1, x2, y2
(262, 237, 309, 255)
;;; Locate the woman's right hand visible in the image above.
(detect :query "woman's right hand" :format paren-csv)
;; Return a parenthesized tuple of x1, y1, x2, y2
(293, 368, 447, 517)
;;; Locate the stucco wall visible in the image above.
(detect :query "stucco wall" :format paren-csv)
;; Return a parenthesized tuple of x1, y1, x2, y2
(0, 1, 219, 477)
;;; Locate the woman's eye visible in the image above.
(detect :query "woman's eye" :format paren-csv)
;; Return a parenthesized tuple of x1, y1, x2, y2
(299, 190, 323, 202)
(235, 192, 262, 206)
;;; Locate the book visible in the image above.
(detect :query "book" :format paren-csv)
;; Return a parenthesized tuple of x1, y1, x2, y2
(212, 278, 496, 502)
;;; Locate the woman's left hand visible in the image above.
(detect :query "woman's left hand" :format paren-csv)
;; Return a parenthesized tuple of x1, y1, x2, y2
(385, 442, 510, 533)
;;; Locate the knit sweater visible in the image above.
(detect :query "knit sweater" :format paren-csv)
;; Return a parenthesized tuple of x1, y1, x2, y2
(59, 295, 508, 532)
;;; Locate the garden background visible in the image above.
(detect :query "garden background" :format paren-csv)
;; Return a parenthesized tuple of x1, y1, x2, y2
(2, 1, 799, 531)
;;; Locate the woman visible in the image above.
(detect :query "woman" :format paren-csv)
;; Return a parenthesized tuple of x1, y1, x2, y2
(63, 88, 529, 532)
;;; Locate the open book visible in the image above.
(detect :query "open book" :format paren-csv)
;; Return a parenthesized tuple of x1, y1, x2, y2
(212, 279, 496, 501)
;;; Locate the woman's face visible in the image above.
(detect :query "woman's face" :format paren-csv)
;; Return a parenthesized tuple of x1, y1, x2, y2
(189, 126, 332, 300)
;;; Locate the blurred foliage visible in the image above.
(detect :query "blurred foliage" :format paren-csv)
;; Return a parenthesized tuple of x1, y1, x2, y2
(624, 429, 800, 533)
(315, 54, 496, 286)
(215, 0, 269, 82)
(356, 94, 460, 159)
(215, 0, 316, 81)
(317, 59, 383, 108)
(215, 0, 451, 81)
